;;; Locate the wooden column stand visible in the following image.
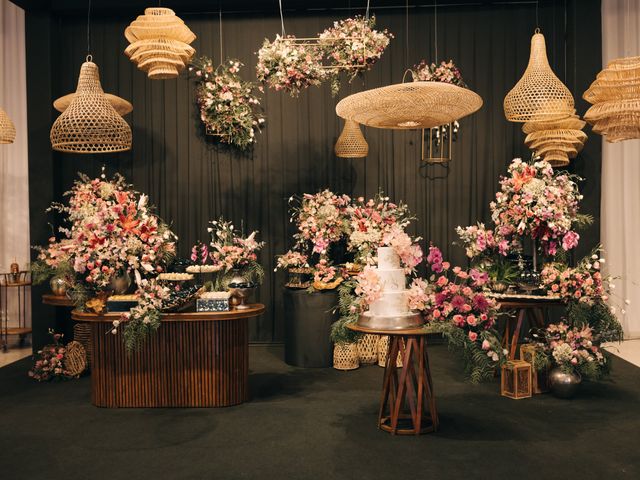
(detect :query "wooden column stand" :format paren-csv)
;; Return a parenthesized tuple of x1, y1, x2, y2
(348, 324, 438, 435)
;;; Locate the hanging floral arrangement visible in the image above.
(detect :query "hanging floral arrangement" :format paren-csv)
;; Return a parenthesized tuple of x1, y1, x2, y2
(319, 15, 393, 95)
(256, 35, 327, 97)
(190, 57, 265, 150)
(411, 60, 468, 88)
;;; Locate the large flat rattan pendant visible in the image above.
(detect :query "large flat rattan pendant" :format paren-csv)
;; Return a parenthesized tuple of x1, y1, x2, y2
(335, 120, 368, 158)
(336, 81, 483, 130)
(0, 108, 16, 144)
(50, 60, 132, 154)
(504, 32, 574, 122)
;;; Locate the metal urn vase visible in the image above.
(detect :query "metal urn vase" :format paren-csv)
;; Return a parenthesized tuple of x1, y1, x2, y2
(227, 270, 255, 310)
(549, 367, 582, 399)
(50, 276, 69, 296)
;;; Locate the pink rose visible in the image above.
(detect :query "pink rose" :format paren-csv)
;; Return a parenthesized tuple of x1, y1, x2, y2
(468, 331, 478, 342)
(466, 315, 477, 326)
(482, 339, 491, 350)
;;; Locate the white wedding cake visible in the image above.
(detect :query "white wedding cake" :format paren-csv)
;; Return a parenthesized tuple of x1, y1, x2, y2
(358, 246, 423, 330)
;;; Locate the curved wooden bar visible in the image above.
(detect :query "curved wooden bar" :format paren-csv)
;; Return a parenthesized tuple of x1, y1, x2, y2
(73, 305, 265, 408)
(42, 294, 75, 307)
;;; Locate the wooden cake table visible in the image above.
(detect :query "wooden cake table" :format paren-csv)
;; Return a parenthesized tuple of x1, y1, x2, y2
(72, 304, 265, 408)
(348, 323, 438, 436)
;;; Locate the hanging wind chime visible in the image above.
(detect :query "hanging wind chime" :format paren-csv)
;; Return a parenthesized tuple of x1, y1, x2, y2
(50, 0, 132, 153)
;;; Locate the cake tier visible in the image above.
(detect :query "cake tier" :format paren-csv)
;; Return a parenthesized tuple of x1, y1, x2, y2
(377, 246, 400, 270)
(377, 268, 406, 292)
(369, 291, 409, 316)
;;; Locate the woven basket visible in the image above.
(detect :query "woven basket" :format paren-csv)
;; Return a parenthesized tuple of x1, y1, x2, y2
(54, 93, 133, 116)
(333, 343, 359, 370)
(0, 107, 16, 144)
(522, 113, 585, 134)
(125, 7, 196, 79)
(73, 322, 92, 369)
(50, 61, 132, 153)
(336, 81, 483, 130)
(65, 341, 87, 377)
(357, 334, 379, 365)
(377, 336, 403, 368)
(335, 120, 368, 158)
(504, 32, 574, 122)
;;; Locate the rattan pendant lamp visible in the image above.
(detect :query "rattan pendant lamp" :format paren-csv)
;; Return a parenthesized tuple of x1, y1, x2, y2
(522, 113, 587, 167)
(50, 1, 132, 153)
(53, 92, 133, 116)
(0, 108, 16, 144)
(124, 7, 196, 79)
(504, 29, 575, 122)
(335, 119, 369, 158)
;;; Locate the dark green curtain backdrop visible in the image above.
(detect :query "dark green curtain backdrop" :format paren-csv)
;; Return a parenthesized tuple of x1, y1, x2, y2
(26, 1, 602, 346)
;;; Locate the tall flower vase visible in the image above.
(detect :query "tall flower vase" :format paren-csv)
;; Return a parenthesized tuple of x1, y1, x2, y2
(227, 269, 255, 310)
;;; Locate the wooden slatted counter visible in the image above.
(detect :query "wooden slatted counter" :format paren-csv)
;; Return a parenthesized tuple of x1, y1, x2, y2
(72, 305, 265, 408)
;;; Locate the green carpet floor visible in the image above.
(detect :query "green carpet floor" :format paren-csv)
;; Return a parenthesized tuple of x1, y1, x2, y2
(1, 344, 639, 480)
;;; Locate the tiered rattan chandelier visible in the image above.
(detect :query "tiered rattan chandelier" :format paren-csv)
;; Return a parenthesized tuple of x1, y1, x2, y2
(50, 59, 132, 153)
(504, 30, 575, 122)
(523, 113, 587, 167)
(124, 7, 196, 80)
(0, 108, 16, 144)
(335, 120, 368, 158)
(583, 56, 640, 142)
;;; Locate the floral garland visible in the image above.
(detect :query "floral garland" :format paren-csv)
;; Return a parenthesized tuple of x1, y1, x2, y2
(256, 35, 327, 97)
(319, 15, 393, 94)
(411, 60, 468, 88)
(32, 170, 177, 308)
(190, 57, 265, 150)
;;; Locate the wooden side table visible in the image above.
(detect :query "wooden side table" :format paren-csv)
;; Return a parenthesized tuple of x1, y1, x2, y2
(496, 297, 564, 360)
(1, 272, 32, 352)
(348, 323, 438, 435)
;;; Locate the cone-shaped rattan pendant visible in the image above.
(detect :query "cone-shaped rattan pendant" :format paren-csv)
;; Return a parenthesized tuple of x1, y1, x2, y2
(583, 56, 640, 143)
(335, 120, 368, 158)
(0, 108, 16, 144)
(50, 60, 132, 153)
(504, 31, 575, 122)
(125, 7, 196, 80)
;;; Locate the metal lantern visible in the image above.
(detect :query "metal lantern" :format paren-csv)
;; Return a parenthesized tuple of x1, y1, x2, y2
(421, 121, 459, 164)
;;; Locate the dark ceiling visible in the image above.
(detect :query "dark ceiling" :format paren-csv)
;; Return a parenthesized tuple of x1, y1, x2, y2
(13, 1, 535, 16)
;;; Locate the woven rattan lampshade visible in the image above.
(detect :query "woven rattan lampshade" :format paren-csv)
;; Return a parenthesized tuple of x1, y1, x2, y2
(523, 111, 587, 167)
(50, 60, 132, 153)
(583, 56, 640, 142)
(504, 32, 575, 122)
(54, 93, 133, 116)
(124, 7, 196, 80)
(336, 81, 482, 130)
(335, 120, 368, 158)
(0, 108, 16, 144)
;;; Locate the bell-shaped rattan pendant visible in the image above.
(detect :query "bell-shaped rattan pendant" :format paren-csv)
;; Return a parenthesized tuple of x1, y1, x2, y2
(583, 56, 640, 142)
(504, 31, 575, 122)
(124, 7, 196, 80)
(0, 108, 16, 144)
(54, 93, 133, 116)
(50, 59, 132, 153)
(335, 120, 368, 158)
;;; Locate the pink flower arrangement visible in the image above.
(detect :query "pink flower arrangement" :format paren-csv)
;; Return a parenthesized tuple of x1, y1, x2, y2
(190, 57, 264, 150)
(313, 258, 344, 284)
(490, 158, 583, 256)
(347, 193, 418, 267)
(292, 190, 351, 256)
(354, 265, 383, 307)
(34, 170, 176, 298)
(540, 254, 610, 305)
(275, 250, 309, 271)
(411, 60, 468, 88)
(407, 278, 430, 311)
(28, 330, 75, 381)
(456, 222, 513, 259)
(256, 35, 327, 97)
(534, 322, 606, 376)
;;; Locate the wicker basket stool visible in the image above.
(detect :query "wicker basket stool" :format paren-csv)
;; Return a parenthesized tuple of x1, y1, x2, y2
(65, 341, 87, 377)
(357, 334, 379, 365)
(333, 342, 360, 370)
